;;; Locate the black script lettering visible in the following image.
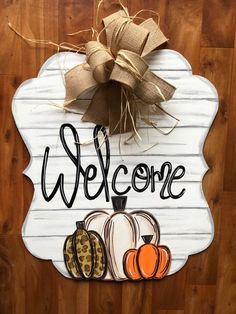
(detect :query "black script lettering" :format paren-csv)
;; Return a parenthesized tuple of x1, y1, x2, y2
(41, 124, 110, 208)
(151, 161, 186, 199)
(41, 123, 81, 208)
(168, 165, 186, 199)
(84, 125, 110, 200)
(132, 163, 150, 192)
(112, 165, 131, 195)
(41, 124, 186, 207)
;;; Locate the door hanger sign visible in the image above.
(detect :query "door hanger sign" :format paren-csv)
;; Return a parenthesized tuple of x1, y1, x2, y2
(12, 49, 218, 281)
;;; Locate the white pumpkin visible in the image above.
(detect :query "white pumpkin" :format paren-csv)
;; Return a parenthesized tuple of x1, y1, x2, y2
(84, 196, 160, 281)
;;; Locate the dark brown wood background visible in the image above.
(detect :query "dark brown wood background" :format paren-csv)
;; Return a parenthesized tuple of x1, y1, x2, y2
(1, 0, 236, 313)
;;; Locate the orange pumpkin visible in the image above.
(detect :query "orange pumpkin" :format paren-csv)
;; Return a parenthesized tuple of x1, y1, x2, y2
(123, 235, 171, 280)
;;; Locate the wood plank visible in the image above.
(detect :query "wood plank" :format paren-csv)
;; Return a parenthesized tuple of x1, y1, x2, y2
(0, 1, 22, 75)
(152, 267, 187, 311)
(88, 281, 122, 314)
(22, 234, 212, 266)
(186, 200, 221, 285)
(165, 0, 203, 73)
(59, 0, 93, 47)
(184, 48, 233, 288)
(0, 236, 26, 314)
(200, 48, 233, 212)
(121, 281, 152, 314)
(37, 50, 192, 71)
(157, 311, 184, 314)
(224, 36, 236, 191)
(29, 181, 209, 210)
(20, 0, 59, 79)
(184, 285, 216, 314)
(57, 278, 89, 314)
(0, 76, 30, 235)
(13, 71, 217, 100)
(13, 99, 217, 129)
(17, 4, 60, 313)
(22, 208, 213, 236)
(41, 68, 192, 80)
(201, 0, 236, 48)
(18, 127, 211, 157)
(26, 155, 207, 184)
(214, 192, 236, 314)
(24, 251, 59, 314)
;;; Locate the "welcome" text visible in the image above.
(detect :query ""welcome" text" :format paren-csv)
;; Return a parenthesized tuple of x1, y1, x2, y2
(41, 124, 186, 208)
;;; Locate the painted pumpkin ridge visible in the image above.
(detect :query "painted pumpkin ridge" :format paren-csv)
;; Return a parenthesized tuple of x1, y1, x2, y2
(136, 238, 160, 279)
(63, 235, 82, 280)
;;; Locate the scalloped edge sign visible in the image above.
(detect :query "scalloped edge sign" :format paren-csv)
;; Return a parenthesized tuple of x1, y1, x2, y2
(12, 49, 218, 281)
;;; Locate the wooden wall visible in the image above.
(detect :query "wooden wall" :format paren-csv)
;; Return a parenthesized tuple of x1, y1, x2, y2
(0, 0, 236, 313)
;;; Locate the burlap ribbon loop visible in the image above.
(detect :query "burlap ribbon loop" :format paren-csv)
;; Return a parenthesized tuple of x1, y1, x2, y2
(85, 41, 114, 83)
(64, 6, 176, 135)
(111, 50, 149, 90)
(109, 16, 149, 56)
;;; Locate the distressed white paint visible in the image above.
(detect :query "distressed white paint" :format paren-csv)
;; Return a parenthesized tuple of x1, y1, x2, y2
(23, 208, 212, 236)
(12, 49, 218, 280)
(13, 99, 217, 129)
(18, 127, 211, 156)
(26, 155, 207, 184)
(28, 182, 209, 210)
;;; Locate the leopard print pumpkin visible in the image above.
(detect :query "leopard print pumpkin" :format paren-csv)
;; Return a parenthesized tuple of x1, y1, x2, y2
(63, 221, 107, 280)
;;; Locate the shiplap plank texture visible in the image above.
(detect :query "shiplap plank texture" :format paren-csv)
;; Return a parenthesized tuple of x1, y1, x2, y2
(12, 49, 217, 280)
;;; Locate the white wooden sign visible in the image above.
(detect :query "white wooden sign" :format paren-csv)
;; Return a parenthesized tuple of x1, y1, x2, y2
(12, 49, 218, 281)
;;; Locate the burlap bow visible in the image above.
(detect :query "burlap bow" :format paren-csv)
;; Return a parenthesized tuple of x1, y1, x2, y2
(64, 9, 176, 135)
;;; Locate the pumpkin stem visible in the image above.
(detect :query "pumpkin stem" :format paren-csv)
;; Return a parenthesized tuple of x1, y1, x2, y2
(141, 235, 153, 244)
(76, 221, 86, 229)
(111, 196, 127, 212)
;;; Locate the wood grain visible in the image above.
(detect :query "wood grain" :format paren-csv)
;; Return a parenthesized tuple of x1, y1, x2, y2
(186, 47, 234, 287)
(1, 0, 236, 313)
(224, 38, 236, 191)
(201, 0, 236, 48)
(165, 0, 203, 73)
